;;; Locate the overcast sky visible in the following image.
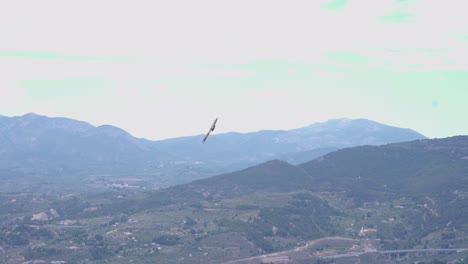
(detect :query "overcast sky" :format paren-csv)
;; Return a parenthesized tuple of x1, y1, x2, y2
(1, 0, 467, 140)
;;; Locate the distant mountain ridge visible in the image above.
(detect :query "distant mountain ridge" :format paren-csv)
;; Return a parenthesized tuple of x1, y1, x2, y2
(0, 113, 161, 177)
(292, 118, 424, 146)
(153, 118, 426, 166)
(0, 113, 427, 191)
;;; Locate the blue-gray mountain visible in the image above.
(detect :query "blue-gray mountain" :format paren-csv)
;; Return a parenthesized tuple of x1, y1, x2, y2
(153, 118, 426, 167)
(0, 113, 426, 191)
(0, 113, 162, 175)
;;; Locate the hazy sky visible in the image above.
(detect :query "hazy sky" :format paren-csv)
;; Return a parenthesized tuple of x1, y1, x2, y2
(1, 0, 467, 140)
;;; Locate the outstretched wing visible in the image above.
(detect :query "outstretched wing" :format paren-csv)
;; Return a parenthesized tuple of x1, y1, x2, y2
(202, 130, 211, 143)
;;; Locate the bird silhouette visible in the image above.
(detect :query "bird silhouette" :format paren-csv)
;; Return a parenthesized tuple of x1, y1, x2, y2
(203, 117, 218, 143)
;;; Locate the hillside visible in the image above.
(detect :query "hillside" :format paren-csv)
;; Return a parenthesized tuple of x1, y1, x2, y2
(180, 136, 468, 201)
(164, 136, 468, 260)
(177, 160, 312, 198)
(300, 136, 468, 201)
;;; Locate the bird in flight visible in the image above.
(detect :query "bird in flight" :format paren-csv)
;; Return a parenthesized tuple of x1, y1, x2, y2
(203, 117, 218, 143)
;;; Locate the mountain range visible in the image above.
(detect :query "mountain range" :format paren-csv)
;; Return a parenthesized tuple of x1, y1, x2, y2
(154, 117, 426, 166)
(0, 113, 426, 191)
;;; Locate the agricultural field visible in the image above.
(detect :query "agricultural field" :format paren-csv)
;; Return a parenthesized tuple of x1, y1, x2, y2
(1, 188, 467, 264)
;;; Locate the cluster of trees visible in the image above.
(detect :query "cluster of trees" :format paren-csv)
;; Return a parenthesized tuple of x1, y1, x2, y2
(153, 234, 181, 246)
(252, 193, 337, 239)
(212, 193, 339, 253)
(0, 225, 52, 246)
(23, 247, 58, 261)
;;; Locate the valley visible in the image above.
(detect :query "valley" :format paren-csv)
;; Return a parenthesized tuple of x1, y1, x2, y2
(1, 186, 467, 263)
(3, 1, 468, 262)
(1, 115, 467, 263)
